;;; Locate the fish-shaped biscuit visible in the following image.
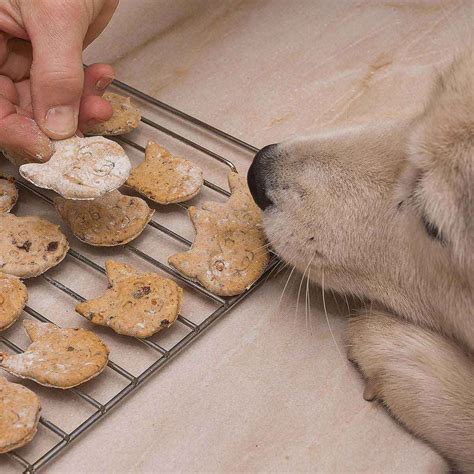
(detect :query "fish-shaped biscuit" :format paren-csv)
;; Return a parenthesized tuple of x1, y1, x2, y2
(0, 321, 109, 389)
(126, 141, 203, 204)
(54, 190, 154, 246)
(0, 377, 41, 453)
(19, 136, 131, 200)
(168, 172, 269, 296)
(0, 274, 27, 331)
(0, 214, 69, 278)
(83, 92, 141, 136)
(76, 260, 183, 338)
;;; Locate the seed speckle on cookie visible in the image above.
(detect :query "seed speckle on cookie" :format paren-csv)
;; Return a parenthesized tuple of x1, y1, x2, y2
(126, 141, 204, 204)
(76, 260, 183, 338)
(0, 214, 69, 278)
(0, 320, 109, 389)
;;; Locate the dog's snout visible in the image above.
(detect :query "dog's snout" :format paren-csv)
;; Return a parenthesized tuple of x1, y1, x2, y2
(247, 144, 278, 211)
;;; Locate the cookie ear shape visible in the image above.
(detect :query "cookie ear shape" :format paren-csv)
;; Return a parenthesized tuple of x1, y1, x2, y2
(0, 376, 41, 453)
(126, 141, 204, 204)
(83, 92, 141, 136)
(0, 214, 69, 278)
(0, 274, 27, 331)
(0, 176, 18, 213)
(168, 253, 197, 277)
(0, 321, 109, 388)
(104, 260, 139, 285)
(19, 137, 131, 200)
(76, 261, 183, 338)
(201, 172, 262, 226)
(23, 320, 58, 341)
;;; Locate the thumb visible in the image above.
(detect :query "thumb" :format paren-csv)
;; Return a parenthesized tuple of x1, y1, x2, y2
(22, 2, 88, 139)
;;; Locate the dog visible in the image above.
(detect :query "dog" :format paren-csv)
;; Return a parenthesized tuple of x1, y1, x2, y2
(247, 49, 473, 472)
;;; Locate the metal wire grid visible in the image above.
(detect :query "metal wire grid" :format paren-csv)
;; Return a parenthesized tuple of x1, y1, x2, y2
(1, 80, 277, 473)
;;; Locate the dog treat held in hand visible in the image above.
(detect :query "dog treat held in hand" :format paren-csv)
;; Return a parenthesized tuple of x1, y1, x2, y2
(169, 172, 269, 296)
(83, 92, 141, 136)
(54, 190, 154, 247)
(19, 136, 131, 200)
(76, 260, 183, 338)
(126, 141, 204, 204)
(0, 214, 69, 278)
(0, 377, 41, 453)
(0, 274, 27, 331)
(0, 321, 109, 389)
(0, 176, 18, 213)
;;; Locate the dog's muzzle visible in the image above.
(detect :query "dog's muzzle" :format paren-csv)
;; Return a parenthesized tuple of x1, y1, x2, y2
(247, 143, 278, 211)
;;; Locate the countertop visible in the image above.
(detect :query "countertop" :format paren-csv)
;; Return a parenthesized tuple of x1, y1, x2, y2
(2, 0, 472, 472)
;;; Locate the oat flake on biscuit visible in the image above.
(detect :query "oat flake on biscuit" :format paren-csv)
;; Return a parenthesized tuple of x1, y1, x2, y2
(19, 136, 131, 200)
(168, 172, 270, 296)
(0, 176, 18, 213)
(0, 214, 69, 278)
(126, 141, 204, 204)
(54, 190, 154, 246)
(83, 92, 141, 136)
(0, 273, 27, 331)
(0, 376, 41, 453)
(0, 320, 109, 389)
(76, 260, 183, 338)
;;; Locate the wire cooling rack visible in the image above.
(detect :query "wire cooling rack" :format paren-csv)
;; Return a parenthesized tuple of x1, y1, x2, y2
(0, 79, 278, 473)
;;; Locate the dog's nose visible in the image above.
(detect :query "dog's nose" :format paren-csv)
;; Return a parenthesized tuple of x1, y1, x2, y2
(247, 144, 278, 211)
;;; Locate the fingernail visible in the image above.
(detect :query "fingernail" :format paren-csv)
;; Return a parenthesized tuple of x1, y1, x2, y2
(96, 75, 114, 91)
(45, 106, 78, 137)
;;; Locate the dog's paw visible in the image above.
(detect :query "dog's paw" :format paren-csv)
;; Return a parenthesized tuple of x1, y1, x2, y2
(346, 312, 402, 402)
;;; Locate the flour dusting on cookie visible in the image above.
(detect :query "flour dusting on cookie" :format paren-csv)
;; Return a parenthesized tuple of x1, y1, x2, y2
(0, 320, 109, 389)
(0, 176, 18, 213)
(19, 136, 131, 200)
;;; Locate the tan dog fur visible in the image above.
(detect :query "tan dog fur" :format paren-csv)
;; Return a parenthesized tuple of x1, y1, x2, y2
(258, 50, 473, 471)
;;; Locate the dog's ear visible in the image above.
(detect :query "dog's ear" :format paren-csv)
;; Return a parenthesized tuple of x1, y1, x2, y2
(406, 50, 473, 269)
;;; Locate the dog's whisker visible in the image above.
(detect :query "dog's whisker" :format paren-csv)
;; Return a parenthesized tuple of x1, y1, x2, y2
(275, 265, 296, 318)
(306, 264, 312, 334)
(321, 269, 346, 364)
(295, 256, 314, 322)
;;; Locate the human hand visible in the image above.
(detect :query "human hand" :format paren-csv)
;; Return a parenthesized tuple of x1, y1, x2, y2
(0, 0, 119, 165)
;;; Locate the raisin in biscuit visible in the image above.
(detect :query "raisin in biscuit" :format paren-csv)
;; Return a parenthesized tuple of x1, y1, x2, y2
(0, 176, 18, 213)
(0, 377, 41, 453)
(168, 172, 269, 296)
(54, 190, 154, 246)
(0, 214, 69, 278)
(0, 274, 27, 331)
(0, 321, 109, 389)
(83, 92, 141, 136)
(19, 136, 131, 200)
(76, 260, 183, 338)
(126, 141, 203, 204)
